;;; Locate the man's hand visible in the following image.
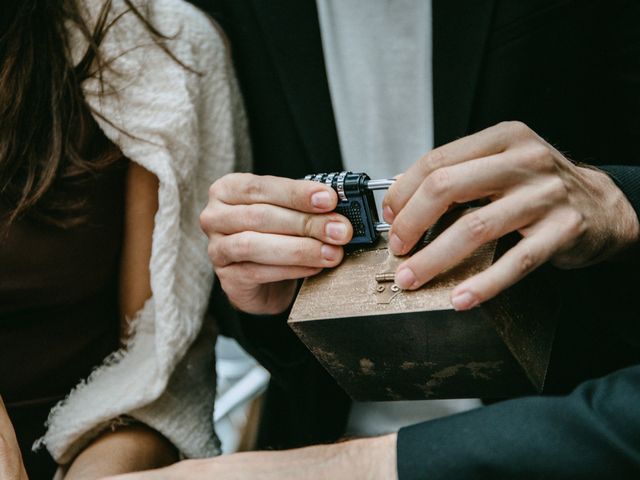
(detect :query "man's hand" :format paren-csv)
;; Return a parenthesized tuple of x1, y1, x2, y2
(200, 173, 353, 315)
(101, 434, 397, 480)
(0, 397, 28, 480)
(383, 121, 640, 311)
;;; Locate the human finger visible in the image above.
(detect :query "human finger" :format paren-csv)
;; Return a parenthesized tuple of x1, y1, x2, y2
(393, 193, 545, 290)
(203, 202, 352, 245)
(448, 226, 564, 310)
(209, 231, 343, 269)
(383, 121, 531, 222)
(209, 173, 338, 213)
(388, 150, 532, 255)
(216, 263, 322, 287)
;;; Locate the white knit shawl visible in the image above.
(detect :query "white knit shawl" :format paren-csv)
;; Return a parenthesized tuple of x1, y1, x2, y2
(39, 0, 250, 464)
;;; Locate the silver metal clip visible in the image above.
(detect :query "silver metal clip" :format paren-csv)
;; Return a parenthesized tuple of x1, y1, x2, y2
(366, 178, 396, 190)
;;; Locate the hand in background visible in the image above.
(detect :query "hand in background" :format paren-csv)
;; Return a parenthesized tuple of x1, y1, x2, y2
(0, 397, 28, 480)
(383, 121, 640, 311)
(200, 173, 353, 315)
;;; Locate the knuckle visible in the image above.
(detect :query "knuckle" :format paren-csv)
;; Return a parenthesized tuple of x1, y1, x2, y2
(521, 143, 555, 172)
(234, 231, 254, 259)
(208, 240, 226, 267)
(420, 148, 446, 173)
(425, 168, 451, 197)
(199, 209, 214, 233)
(542, 176, 569, 204)
(208, 179, 223, 200)
(291, 238, 310, 263)
(240, 174, 264, 199)
(563, 210, 586, 239)
(383, 186, 397, 210)
(214, 265, 228, 282)
(462, 212, 491, 242)
(210, 172, 244, 199)
(504, 120, 531, 137)
(244, 265, 264, 284)
(288, 184, 303, 209)
(301, 213, 315, 238)
(392, 214, 418, 240)
(242, 205, 265, 230)
(517, 246, 537, 275)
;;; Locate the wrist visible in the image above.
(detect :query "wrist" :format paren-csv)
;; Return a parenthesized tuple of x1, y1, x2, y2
(342, 434, 398, 480)
(579, 166, 640, 258)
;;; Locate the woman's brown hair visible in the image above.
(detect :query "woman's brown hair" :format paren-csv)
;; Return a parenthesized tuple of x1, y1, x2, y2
(0, 0, 180, 228)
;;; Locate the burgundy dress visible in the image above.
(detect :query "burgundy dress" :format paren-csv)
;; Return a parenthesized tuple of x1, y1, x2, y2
(0, 129, 126, 478)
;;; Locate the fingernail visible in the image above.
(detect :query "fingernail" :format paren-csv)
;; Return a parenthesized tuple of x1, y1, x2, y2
(383, 205, 395, 223)
(389, 233, 405, 254)
(451, 291, 479, 311)
(395, 267, 417, 289)
(321, 244, 340, 261)
(311, 191, 332, 209)
(326, 222, 347, 241)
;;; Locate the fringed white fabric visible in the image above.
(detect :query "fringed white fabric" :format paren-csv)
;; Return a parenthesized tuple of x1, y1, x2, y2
(38, 0, 250, 464)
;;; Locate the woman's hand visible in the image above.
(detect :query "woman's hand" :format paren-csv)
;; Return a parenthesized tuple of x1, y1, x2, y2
(200, 173, 352, 315)
(383, 121, 640, 310)
(0, 397, 28, 480)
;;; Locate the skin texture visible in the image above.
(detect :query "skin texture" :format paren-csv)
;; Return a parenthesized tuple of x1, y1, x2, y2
(63, 425, 177, 479)
(202, 122, 640, 317)
(62, 162, 179, 479)
(0, 397, 28, 480)
(200, 173, 353, 315)
(118, 162, 161, 336)
(104, 120, 640, 480)
(382, 121, 640, 310)
(102, 433, 398, 480)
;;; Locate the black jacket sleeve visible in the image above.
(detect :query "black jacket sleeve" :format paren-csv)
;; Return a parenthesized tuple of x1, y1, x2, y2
(397, 365, 640, 479)
(599, 166, 640, 223)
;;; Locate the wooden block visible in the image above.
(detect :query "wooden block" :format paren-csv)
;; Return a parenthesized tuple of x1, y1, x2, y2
(289, 221, 557, 401)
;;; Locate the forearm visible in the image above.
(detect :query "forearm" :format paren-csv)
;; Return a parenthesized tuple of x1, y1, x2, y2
(63, 424, 178, 479)
(99, 433, 397, 480)
(0, 397, 27, 480)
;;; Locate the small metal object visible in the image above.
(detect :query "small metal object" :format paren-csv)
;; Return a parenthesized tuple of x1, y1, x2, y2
(390, 284, 400, 292)
(336, 171, 348, 202)
(366, 178, 396, 190)
(375, 272, 396, 283)
(376, 284, 386, 292)
(324, 172, 336, 189)
(305, 171, 396, 245)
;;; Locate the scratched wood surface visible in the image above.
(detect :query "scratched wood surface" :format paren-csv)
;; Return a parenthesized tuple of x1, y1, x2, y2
(289, 234, 557, 401)
(290, 237, 495, 321)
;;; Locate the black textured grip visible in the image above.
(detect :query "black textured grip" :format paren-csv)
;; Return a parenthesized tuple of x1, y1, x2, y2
(305, 171, 381, 245)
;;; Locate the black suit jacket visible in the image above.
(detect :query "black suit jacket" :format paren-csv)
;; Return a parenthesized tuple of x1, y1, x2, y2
(194, 0, 640, 471)
(398, 364, 640, 478)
